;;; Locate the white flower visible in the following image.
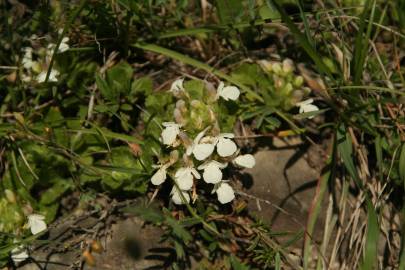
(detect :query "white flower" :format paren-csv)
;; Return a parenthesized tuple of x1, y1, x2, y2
(37, 69, 59, 83)
(192, 143, 215, 161)
(233, 154, 256, 168)
(198, 160, 227, 184)
(151, 165, 167, 185)
(58, 37, 70, 53)
(296, 99, 319, 119)
(161, 122, 181, 146)
(11, 245, 29, 263)
(174, 167, 200, 190)
(215, 182, 235, 204)
(47, 37, 70, 54)
(216, 133, 237, 157)
(171, 187, 190, 205)
(187, 128, 216, 161)
(170, 78, 185, 95)
(216, 82, 240, 101)
(22, 47, 34, 69)
(27, 214, 47, 235)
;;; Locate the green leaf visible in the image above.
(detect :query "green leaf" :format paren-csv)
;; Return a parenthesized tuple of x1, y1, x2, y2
(131, 76, 153, 96)
(39, 179, 73, 205)
(359, 199, 379, 270)
(123, 204, 164, 223)
(96, 74, 115, 100)
(337, 124, 362, 188)
(230, 255, 250, 270)
(353, 0, 375, 84)
(166, 217, 193, 243)
(106, 61, 133, 95)
(216, 0, 244, 24)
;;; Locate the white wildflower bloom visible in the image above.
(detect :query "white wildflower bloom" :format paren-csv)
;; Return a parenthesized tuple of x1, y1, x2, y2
(11, 245, 29, 263)
(58, 37, 70, 53)
(216, 182, 235, 204)
(47, 37, 70, 54)
(174, 167, 200, 191)
(27, 214, 47, 235)
(171, 187, 190, 205)
(170, 78, 185, 95)
(233, 154, 256, 168)
(151, 165, 167, 185)
(161, 122, 181, 146)
(198, 160, 227, 184)
(216, 133, 237, 157)
(187, 128, 215, 161)
(22, 47, 34, 69)
(37, 69, 59, 83)
(216, 82, 240, 101)
(193, 143, 215, 161)
(296, 98, 319, 119)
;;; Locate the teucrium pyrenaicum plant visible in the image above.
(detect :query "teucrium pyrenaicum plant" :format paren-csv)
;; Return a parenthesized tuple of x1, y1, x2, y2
(151, 79, 255, 205)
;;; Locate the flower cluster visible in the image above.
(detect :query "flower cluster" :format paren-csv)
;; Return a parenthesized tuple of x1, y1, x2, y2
(20, 33, 69, 83)
(258, 59, 319, 118)
(0, 190, 47, 264)
(151, 79, 255, 205)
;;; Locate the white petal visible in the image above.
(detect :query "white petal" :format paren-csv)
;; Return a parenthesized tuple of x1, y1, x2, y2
(151, 167, 166, 185)
(59, 43, 69, 53)
(171, 187, 190, 205)
(216, 138, 237, 157)
(190, 168, 201, 179)
(299, 104, 319, 114)
(37, 70, 59, 83)
(28, 214, 47, 235)
(233, 154, 256, 168)
(216, 183, 235, 204)
(197, 160, 227, 170)
(218, 86, 240, 101)
(203, 163, 222, 184)
(194, 127, 210, 144)
(37, 72, 47, 83)
(296, 99, 319, 119)
(175, 168, 193, 190)
(193, 143, 215, 160)
(48, 69, 59, 82)
(11, 245, 29, 263)
(170, 78, 185, 94)
(161, 124, 180, 146)
(296, 98, 314, 106)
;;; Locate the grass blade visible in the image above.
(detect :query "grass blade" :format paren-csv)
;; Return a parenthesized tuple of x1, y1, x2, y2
(352, 0, 376, 84)
(337, 123, 362, 188)
(133, 43, 264, 102)
(359, 199, 379, 270)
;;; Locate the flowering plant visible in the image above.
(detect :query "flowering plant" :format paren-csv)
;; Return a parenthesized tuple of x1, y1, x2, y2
(150, 79, 255, 205)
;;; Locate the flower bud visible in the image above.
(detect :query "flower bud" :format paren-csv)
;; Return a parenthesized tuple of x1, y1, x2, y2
(258, 60, 273, 72)
(274, 76, 284, 89)
(282, 59, 294, 73)
(4, 189, 16, 204)
(272, 62, 282, 74)
(293, 76, 304, 87)
(284, 83, 293, 94)
(173, 108, 186, 125)
(169, 150, 179, 164)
